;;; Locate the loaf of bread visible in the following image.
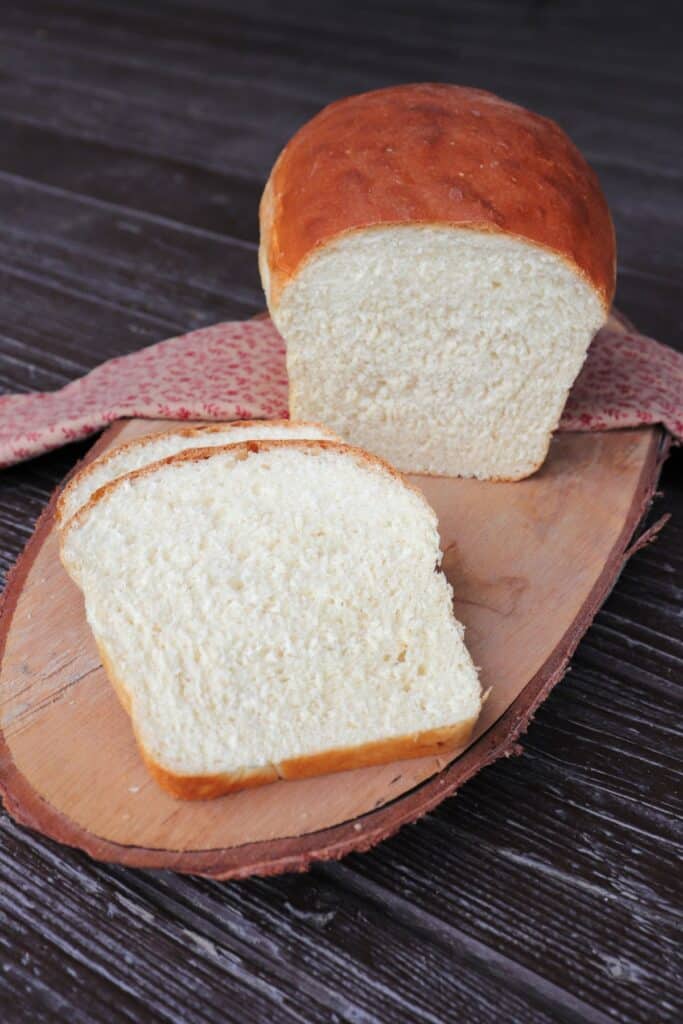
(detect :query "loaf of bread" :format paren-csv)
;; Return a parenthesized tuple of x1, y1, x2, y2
(57, 420, 339, 527)
(259, 83, 616, 480)
(60, 440, 480, 799)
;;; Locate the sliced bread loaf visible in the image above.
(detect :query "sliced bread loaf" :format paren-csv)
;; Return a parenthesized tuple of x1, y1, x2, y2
(260, 83, 616, 480)
(60, 440, 480, 799)
(57, 420, 339, 528)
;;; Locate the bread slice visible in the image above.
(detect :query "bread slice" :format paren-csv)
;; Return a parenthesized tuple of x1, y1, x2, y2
(259, 83, 616, 480)
(57, 419, 339, 528)
(60, 440, 480, 799)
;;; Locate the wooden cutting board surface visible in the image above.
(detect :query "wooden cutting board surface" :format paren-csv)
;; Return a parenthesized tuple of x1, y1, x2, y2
(0, 421, 666, 878)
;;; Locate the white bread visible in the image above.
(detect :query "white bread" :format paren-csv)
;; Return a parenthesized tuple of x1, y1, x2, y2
(56, 420, 339, 528)
(60, 440, 480, 799)
(259, 84, 616, 480)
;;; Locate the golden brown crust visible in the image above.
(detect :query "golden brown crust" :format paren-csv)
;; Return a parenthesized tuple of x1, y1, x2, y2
(142, 755, 281, 800)
(260, 83, 616, 308)
(277, 720, 476, 783)
(55, 419, 337, 528)
(143, 721, 476, 800)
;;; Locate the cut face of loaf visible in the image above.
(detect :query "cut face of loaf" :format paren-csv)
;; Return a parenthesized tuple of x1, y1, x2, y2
(60, 441, 480, 799)
(274, 227, 606, 479)
(57, 420, 339, 527)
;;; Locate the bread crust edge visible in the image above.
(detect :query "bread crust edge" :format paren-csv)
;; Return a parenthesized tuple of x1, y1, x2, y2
(60, 438, 439, 545)
(56, 419, 338, 529)
(143, 719, 477, 800)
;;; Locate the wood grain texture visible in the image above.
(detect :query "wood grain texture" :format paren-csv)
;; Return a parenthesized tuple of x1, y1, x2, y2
(0, 1, 681, 1021)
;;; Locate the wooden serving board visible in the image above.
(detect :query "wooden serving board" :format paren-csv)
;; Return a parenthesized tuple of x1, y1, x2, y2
(0, 421, 667, 879)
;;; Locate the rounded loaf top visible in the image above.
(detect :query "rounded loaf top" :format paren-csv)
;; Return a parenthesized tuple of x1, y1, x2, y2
(260, 83, 616, 307)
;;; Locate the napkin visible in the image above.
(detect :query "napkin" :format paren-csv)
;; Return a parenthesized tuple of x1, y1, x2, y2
(1, 314, 680, 469)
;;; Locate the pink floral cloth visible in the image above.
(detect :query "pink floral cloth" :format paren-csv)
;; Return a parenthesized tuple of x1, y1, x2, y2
(0, 314, 681, 468)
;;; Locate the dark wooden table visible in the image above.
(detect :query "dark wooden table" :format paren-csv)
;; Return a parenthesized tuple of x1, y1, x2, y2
(0, 2, 681, 1021)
